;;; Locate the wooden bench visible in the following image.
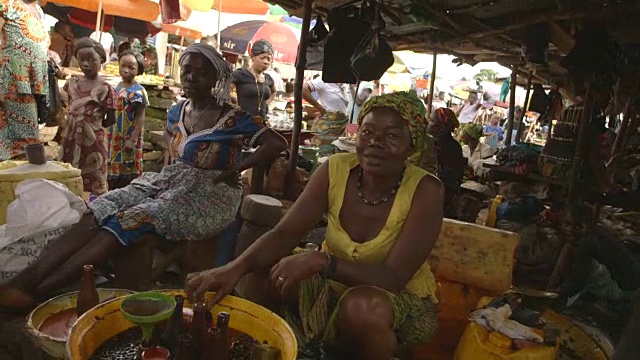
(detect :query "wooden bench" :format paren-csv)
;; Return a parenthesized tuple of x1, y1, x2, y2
(413, 219, 520, 360)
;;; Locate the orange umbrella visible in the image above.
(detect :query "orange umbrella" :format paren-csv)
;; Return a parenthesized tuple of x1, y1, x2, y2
(42, 0, 159, 21)
(182, 0, 269, 14)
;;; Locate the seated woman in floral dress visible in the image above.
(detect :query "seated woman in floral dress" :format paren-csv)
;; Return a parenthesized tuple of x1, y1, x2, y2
(0, 43, 287, 310)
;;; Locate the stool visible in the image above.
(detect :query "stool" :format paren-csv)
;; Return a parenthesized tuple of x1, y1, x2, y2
(234, 194, 283, 257)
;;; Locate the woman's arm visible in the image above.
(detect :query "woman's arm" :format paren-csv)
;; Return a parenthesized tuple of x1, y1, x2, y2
(266, 83, 277, 106)
(125, 104, 145, 148)
(326, 175, 444, 293)
(235, 129, 286, 174)
(302, 82, 326, 116)
(236, 162, 331, 272)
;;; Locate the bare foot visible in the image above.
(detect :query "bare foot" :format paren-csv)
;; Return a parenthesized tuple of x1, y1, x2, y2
(0, 286, 36, 312)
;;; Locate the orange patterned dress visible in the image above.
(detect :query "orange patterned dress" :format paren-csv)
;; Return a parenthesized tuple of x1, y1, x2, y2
(61, 77, 116, 195)
(0, 0, 49, 160)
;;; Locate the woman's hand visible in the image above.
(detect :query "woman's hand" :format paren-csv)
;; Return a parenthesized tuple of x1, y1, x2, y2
(185, 263, 245, 303)
(269, 251, 327, 297)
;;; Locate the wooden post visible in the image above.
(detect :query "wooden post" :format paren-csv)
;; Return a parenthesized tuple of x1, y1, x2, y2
(95, 0, 104, 40)
(284, 0, 312, 200)
(569, 81, 594, 200)
(516, 72, 533, 143)
(427, 52, 437, 114)
(216, 0, 223, 51)
(504, 67, 518, 146)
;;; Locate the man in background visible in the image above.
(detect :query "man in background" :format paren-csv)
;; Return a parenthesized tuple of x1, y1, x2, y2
(302, 76, 350, 155)
(265, 67, 284, 96)
(89, 30, 114, 60)
(456, 91, 483, 124)
(49, 20, 74, 67)
(347, 81, 374, 123)
(432, 91, 448, 109)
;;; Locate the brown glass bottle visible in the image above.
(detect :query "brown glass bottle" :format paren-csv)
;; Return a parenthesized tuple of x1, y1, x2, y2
(176, 334, 197, 360)
(201, 327, 228, 360)
(216, 312, 230, 359)
(76, 265, 99, 316)
(189, 303, 208, 358)
(161, 295, 186, 354)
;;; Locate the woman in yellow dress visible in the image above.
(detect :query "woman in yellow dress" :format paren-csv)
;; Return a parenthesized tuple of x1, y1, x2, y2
(186, 92, 444, 359)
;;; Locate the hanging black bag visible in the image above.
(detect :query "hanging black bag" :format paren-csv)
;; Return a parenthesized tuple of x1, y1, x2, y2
(305, 16, 329, 71)
(322, 3, 376, 84)
(349, 0, 394, 81)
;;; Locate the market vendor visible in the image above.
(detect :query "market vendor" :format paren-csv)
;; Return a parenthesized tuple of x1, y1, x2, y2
(186, 91, 443, 360)
(0, 43, 287, 310)
(302, 76, 350, 156)
(428, 108, 466, 218)
(232, 39, 277, 119)
(461, 123, 494, 177)
(546, 203, 640, 300)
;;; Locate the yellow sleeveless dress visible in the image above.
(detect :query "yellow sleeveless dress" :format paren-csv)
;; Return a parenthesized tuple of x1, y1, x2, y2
(290, 153, 438, 350)
(324, 153, 438, 302)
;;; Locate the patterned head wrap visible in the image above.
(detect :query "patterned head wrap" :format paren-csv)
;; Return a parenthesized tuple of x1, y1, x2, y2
(179, 43, 231, 107)
(251, 39, 274, 57)
(435, 107, 460, 130)
(463, 123, 484, 140)
(358, 91, 429, 163)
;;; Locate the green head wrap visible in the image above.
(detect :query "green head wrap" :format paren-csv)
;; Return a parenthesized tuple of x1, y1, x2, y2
(357, 91, 430, 164)
(464, 123, 484, 140)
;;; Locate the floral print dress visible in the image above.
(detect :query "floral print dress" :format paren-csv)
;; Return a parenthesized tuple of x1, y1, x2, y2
(61, 77, 116, 195)
(107, 83, 148, 184)
(89, 101, 268, 246)
(0, 0, 48, 160)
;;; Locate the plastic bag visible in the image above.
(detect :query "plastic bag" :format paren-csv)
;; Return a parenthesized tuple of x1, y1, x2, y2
(0, 179, 85, 280)
(2, 178, 86, 241)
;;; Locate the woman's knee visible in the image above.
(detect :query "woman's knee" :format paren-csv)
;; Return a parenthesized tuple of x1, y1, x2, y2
(338, 287, 394, 331)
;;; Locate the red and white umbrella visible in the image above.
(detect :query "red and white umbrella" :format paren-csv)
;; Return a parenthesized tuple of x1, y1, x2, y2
(218, 20, 299, 64)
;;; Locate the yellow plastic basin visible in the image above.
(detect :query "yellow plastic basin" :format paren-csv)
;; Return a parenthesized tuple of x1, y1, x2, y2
(66, 289, 298, 360)
(26, 289, 134, 359)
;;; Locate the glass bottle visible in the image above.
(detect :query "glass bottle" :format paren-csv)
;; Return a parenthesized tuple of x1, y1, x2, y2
(200, 327, 227, 360)
(216, 312, 230, 359)
(176, 334, 197, 360)
(76, 265, 99, 317)
(161, 295, 186, 354)
(189, 303, 208, 358)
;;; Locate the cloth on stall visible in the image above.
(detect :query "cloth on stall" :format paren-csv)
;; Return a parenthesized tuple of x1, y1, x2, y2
(469, 304, 544, 342)
(310, 111, 349, 156)
(0, 179, 86, 280)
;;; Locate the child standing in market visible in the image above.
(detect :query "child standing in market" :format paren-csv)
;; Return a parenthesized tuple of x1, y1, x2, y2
(61, 38, 116, 196)
(107, 50, 148, 189)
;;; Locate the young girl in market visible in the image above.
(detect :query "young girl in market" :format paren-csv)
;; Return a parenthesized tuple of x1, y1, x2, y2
(61, 38, 116, 196)
(107, 50, 148, 189)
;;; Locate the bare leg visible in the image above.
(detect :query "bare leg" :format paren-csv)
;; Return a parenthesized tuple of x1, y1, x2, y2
(113, 235, 157, 291)
(35, 230, 123, 297)
(8, 214, 100, 290)
(336, 287, 397, 360)
(235, 270, 283, 312)
(0, 214, 100, 309)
